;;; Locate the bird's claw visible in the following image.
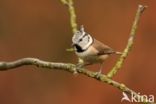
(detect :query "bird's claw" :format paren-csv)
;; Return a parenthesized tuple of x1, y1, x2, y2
(95, 69, 102, 78)
(76, 63, 84, 72)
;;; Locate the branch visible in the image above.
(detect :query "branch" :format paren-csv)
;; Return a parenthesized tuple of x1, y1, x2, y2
(0, 58, 154, 104)
(107, 5, 147, 78)
(0, 58, 75, 72)
(60, 0, 78, 33)
(60, 0, 83, 63)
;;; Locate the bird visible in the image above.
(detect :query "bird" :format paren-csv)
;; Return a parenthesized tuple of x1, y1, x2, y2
(72, 25, 122, 74)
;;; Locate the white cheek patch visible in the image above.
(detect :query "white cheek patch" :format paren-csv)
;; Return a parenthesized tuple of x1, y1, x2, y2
(72, 28, 93, 51)
(82, 35, 93, 50)
(72, 31, 84, 44)
(72, 31, 87, 43)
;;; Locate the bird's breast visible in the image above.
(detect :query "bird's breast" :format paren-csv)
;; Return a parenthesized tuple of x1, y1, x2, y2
(75, 46, 109, 63)
(75, 46, 97, 58)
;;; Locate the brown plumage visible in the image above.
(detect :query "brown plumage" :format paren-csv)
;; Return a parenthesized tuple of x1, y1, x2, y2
(92, 39, 116, 56)
(72, 26, 122, 74)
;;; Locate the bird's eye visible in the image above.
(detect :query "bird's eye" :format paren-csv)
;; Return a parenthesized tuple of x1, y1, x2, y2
(88, 36, 90, 42)
(79, 38, 82, 42)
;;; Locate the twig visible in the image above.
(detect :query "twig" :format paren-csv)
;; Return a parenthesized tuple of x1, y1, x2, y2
(60, 0, 78, 33)
(60, 0, 68, 5)
(0, 58, 154, 104)
(60, 0, 83, 63)
(107, 5, 147, 78)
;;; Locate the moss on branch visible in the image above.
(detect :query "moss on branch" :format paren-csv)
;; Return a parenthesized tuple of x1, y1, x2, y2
(107, 5, 147, 78)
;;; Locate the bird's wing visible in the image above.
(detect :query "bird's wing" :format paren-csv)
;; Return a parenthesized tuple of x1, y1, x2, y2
(92, 39, 115, 55)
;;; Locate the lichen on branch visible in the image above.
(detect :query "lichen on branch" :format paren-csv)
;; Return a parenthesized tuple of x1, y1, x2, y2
(60, 0, 78, 33)
(107, 5, 147, 78)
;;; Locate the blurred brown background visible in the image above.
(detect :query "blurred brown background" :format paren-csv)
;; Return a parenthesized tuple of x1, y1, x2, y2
(0, 0, 155, 104)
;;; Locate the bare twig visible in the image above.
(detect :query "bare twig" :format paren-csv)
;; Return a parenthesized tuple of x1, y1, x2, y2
(60, 0, 78, 33)
(60, 0, 83, 63)
(60, 0, 68, 5)
(0, 58, 154, 104)
(107, 5, 147, 78)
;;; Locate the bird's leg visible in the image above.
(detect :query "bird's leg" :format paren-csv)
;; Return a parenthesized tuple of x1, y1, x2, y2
(96, 63, 103, 78)
(76, 62, 92, 71)
(76, 62, 84, 68)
